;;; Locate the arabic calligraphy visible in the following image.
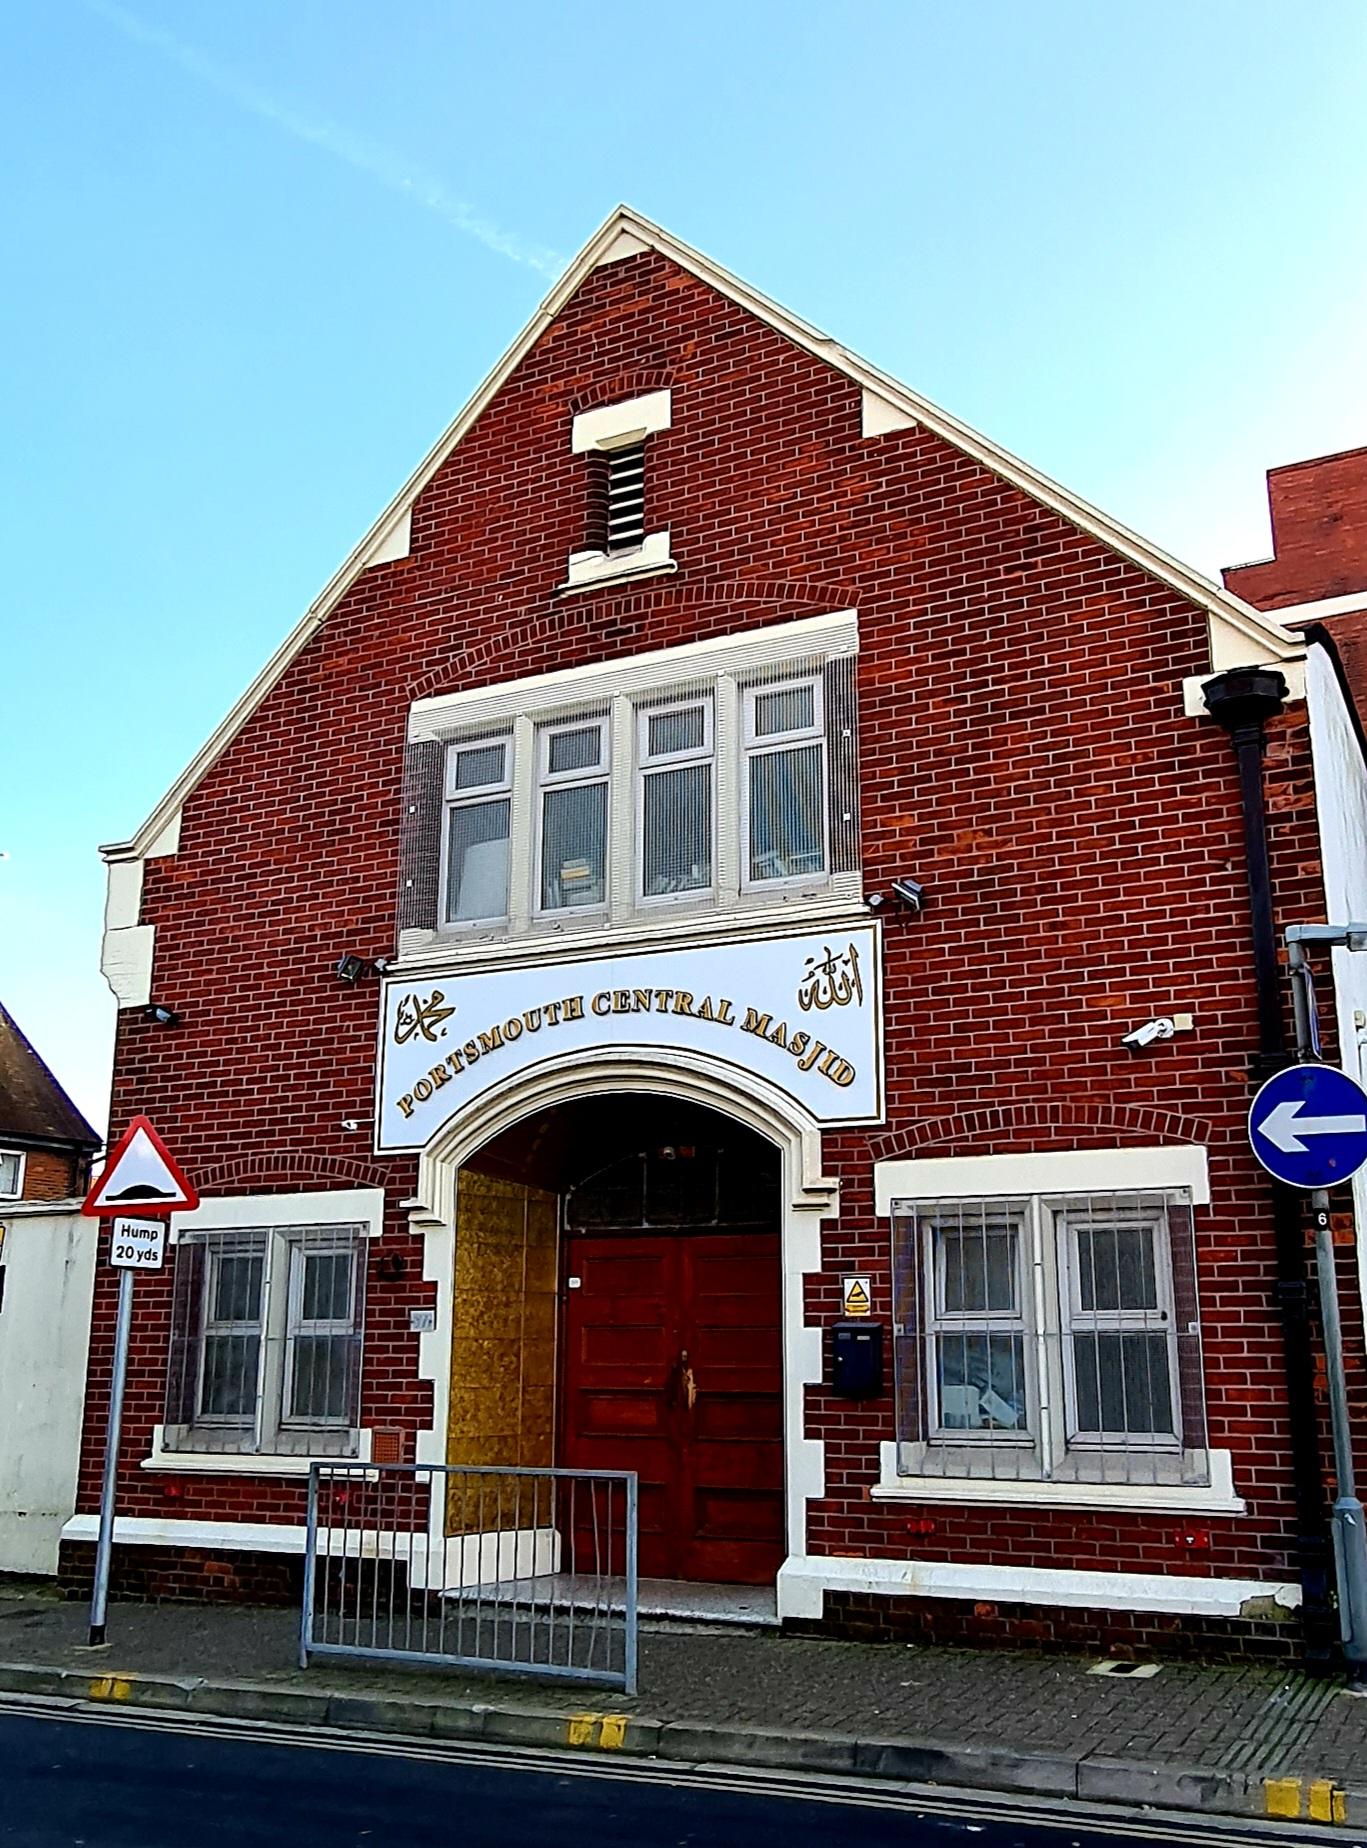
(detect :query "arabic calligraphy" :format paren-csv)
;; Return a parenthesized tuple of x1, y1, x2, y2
(393, 988, 456, 1046)
(797, 943, 864, 1013)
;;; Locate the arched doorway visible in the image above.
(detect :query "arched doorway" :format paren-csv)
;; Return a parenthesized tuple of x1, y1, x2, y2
(449, 1096, 784, 1585)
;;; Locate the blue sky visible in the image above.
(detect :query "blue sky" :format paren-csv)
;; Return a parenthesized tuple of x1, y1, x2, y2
(4, 0, 1366, 1133)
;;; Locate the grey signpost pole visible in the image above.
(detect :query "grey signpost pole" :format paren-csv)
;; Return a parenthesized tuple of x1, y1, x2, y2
(1286, 924, 1367, 1679)
(88, 1263, 135, 1647)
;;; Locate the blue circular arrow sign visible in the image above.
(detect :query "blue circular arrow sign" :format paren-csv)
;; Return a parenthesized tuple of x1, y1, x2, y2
(1248, 1064, 1367, 1189)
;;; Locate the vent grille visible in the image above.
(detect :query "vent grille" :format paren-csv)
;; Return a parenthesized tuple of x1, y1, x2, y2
(606, 442, 646, 553)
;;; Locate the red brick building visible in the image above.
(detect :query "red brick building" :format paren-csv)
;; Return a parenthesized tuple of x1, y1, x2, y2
(69, 210, 1358, 1658)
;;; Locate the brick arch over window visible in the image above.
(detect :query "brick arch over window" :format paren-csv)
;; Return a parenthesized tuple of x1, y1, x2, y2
(866, 1101, 1214, 1166)
(568, 369, 675, 416)
(404, 580, 858, 709)
(192, 1151, 398, 1195)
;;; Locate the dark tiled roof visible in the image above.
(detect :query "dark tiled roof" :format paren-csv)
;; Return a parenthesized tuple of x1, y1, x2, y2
(0, 1000, 100, 1150)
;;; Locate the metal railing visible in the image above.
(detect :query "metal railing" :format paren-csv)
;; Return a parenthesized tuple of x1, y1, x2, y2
(300, 1462, 638, 1693)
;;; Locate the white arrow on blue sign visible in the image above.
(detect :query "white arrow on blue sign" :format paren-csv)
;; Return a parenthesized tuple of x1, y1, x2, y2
(1248, 1064, 1367, 1189)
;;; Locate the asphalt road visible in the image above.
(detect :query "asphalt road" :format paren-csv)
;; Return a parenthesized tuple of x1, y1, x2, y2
(0, 1705, 1331, 1847)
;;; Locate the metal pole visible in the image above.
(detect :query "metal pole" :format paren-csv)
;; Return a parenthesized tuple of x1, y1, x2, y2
(1312, 1190, 1367, 1677)
(88, 1266, 134, 1647)
(1287, 928, 1367, 1680)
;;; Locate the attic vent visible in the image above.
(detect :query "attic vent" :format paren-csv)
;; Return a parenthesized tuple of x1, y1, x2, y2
(606, 441, 646, 553)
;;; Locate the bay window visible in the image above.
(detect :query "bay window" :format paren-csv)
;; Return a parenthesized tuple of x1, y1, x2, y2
(412, 614, 860, 948)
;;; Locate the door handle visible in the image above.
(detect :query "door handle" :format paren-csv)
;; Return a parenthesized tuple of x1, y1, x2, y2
(680, 1349, 697, 1413)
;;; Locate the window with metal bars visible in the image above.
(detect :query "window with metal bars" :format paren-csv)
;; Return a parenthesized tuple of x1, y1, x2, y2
(162, 1223, 366, 1456)
(890, 1190, 1210, 1488)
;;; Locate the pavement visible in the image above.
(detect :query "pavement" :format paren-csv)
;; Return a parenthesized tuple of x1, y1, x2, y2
(2, 1581, 1366, 1830)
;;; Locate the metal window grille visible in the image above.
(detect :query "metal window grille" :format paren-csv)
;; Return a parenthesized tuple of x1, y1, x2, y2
(605, 441, 646, 553)
(163, 1224, 366, 1456)
(890, 1190, 1209, 1488)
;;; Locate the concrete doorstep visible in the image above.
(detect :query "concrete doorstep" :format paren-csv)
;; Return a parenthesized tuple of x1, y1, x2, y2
(0, 1657, 1348, 1828)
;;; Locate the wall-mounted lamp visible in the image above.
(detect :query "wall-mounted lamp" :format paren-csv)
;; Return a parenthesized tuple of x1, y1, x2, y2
(335, 954, 393, 983)
(376, 1252, 407, 1282)
(143, 1004, 181, 1027)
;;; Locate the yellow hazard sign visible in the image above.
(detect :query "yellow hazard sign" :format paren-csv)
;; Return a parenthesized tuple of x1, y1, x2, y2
(842, 1275, 872, 1317)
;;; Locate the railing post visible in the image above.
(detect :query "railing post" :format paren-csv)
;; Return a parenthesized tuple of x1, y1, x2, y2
(299, 1463, 319, 1670)
(623, 1471, 639, 1696)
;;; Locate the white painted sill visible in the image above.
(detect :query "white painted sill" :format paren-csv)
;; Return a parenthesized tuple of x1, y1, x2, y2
(872, 1443, 1246, 1516)
(558, 532, 675, 595)
(141, 1426, 374, 1476)
(395, 887, 870, 974)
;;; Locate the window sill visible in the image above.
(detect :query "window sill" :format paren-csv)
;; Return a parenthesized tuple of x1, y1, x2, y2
(142, 1452, 319, 1476)
(872, 1443, 1245, 1515)
(557, 532, 675, 595)
(141, 1427, 373, 1475)
(396, 885, 869, 973)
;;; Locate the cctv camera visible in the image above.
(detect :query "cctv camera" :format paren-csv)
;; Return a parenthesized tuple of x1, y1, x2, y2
(1121, 1018, 1176, 1052)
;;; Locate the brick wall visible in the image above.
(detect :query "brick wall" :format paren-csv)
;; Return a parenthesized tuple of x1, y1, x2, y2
(73, 249, 1342, 1630)
(1224, 446, 1367, 610)
(19, 1146, 84, 1200)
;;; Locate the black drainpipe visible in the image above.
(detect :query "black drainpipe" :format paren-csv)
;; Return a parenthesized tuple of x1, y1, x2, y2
(1204, 666, 1336, 1668)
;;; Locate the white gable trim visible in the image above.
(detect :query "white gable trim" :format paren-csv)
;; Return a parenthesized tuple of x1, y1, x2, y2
(103, 206, 1300, 864)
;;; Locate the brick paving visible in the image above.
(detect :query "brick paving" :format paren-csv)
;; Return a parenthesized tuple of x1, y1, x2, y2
(5, 1584, 1367, 1787)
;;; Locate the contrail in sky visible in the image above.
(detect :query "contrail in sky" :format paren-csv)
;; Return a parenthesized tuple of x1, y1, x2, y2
(87, 0, 566, 278)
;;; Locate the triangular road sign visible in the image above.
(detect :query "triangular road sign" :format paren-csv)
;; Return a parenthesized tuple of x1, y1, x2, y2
(83, 1115, 199, 1217)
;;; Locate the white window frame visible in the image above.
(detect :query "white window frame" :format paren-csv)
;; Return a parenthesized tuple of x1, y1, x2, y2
(915, 1193, 1186, 1478)
(635, 694, 716, 907)
(440, 733, 514, 930)
(0, 1149, 25, 1198)
(534, 714, 612, 918)
(872, 1151, 1236, 1513)
(192, 1234, 267, 1431)
(184, 1224, 365, 1452)
(922, 1202, 1037, 1449)
(281, 1234, 362, 1430)
(740, 673, 829, 892)
(1055, 1200, 1182, 1453)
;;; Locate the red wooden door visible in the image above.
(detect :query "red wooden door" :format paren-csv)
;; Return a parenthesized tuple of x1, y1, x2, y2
(561, 1230, 784, 1584)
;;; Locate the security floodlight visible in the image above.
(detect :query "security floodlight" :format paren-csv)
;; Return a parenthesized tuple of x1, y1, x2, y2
(143, 1004, 180, 1027)
(891, 877, 925, 913)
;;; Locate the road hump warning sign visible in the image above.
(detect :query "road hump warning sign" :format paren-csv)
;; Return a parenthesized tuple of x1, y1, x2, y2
(83, 1116, 199, 1217)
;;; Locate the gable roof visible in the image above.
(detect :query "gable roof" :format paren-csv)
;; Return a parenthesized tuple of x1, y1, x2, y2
(0, 1001, 101, 1151)
(104, 205, 1300, 865)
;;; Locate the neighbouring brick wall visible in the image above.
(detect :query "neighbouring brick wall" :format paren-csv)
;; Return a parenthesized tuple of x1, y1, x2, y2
(76, 248, 1348, 1619)
(1224, 446, 1367, 610)
(18, 1146, 84, 1200)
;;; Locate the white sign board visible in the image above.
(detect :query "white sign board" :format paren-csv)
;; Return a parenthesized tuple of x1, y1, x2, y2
(109, 1216, 167, 1270)
(376, 923, 883, 1152)
(842, 1275, 872, 1317)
